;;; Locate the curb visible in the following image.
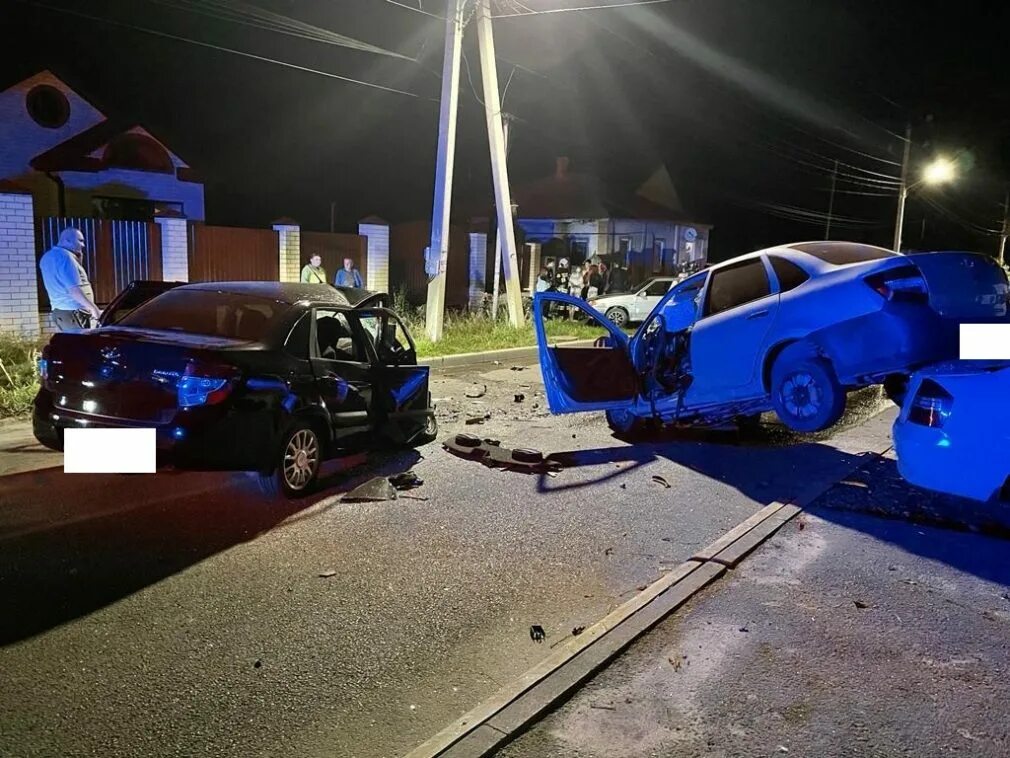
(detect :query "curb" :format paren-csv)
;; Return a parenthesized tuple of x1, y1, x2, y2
(403, 443, 893, 758)
(418, 340, 594, 370)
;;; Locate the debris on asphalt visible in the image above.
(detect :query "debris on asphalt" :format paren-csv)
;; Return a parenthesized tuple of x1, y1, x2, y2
(342, 477, 398, 503)
(318, 570, 337, 578)
(514, 393, 525, 403)
(853, 600, 870, 609)
(253, 659, 262, 669)
(389, 472, 424, 491)
(510, 366, 525, 372)
(589, 703, 616, 711)
(442, 434, 562, 474)
(493, 360, 501, 365)
(668, 656, 683, 671)
(571, 625, 586, 636)
(409, 704, 417, 711)
(529, 624, 546, 643)
(652, 475, 672, 489)
(604, 547, 614, 556)
(1002, 593, 1010, 602)
(739, 627, 750, 633)
(620, 483, 627, 489)
(464, 413, 491, 425)
(484, 438, 501, 446)
(532, 403, 540, 409)
(464, 384, 487, 398)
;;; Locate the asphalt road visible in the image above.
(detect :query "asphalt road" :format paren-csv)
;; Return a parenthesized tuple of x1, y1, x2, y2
(0, 361, 891, 758)
(499, 480, 1010, 758)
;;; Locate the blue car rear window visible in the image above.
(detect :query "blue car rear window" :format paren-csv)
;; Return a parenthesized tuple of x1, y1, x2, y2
(790, 242, 896, 265)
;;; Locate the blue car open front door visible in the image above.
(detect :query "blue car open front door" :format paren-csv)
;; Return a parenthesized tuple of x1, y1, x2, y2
(533, 292, 639, 414)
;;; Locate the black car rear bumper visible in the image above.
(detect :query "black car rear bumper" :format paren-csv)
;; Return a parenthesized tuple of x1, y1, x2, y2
(32, 389, 278, 471)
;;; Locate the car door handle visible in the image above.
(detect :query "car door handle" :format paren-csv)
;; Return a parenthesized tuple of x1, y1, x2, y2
(747, 309, 770, 320)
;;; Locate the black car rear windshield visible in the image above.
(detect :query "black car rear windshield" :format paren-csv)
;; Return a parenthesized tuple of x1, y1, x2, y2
(117, 290, 289, 341)
(790, 242, 896, 265)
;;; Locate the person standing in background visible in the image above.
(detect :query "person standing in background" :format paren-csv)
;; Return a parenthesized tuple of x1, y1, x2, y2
(300, 254, 327, 284)
(39, 227, 101, 331)
(334, 257, 363, 288)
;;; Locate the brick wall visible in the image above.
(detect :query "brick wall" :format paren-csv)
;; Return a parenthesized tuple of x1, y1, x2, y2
(0, 190, 41, 337)
(273, 223, 301, 283)
(155, 216, 189, 281)
(359, 221, 390, 293)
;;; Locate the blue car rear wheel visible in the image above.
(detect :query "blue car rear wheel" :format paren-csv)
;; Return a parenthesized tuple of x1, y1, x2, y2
(771, 348, 846, 433)
(606, 408, 645, 438)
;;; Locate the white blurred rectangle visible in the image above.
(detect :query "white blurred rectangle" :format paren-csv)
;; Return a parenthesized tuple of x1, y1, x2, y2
(64, 428, 157, 473)
(959, 323, 1010, 360)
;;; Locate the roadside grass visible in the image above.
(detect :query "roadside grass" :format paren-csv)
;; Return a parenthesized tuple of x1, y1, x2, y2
(409, 313, 612, 358)
(0, 333, 44, 419)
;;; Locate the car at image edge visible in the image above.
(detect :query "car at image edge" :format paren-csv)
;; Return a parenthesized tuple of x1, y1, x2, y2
(533, 241, 1009, 435)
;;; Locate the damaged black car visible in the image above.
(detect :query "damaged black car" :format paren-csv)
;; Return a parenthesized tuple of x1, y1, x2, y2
(34, 282, 436, 497)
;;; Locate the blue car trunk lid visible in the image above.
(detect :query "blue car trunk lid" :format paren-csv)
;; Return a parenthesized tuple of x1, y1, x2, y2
(905, 251, 1009, 320)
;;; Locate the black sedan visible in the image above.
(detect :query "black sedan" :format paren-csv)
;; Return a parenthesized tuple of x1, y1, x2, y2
(34, 282, 436, 497)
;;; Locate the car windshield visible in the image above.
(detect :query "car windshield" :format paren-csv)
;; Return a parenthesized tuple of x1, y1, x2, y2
(116, 289, 289, 341)
(790, 242, 896, 265)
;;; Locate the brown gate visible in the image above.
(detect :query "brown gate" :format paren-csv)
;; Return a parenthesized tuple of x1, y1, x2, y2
(300, 231, 367, 285)
(188, 223, 279, 282)
(36, 217, 163, 306)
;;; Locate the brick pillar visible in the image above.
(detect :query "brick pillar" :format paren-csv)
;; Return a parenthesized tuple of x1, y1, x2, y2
(273, 221, 301, 283)
(154, 215, 189, 281)
(468, 232, 487, 311)
(358, 219, 389, 293)
(0, 188, 41, 338)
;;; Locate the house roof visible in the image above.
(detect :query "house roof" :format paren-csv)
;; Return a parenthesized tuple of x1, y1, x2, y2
(510, 158, 706, 225)
(29, 119, 190, 175)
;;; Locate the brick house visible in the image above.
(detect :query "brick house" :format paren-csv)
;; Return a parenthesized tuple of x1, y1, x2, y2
(0, 70, 204, 221)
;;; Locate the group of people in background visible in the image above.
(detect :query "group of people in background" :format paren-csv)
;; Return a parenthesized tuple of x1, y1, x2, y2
(535, 259, 630, 300)
(300, 254, 363, 288)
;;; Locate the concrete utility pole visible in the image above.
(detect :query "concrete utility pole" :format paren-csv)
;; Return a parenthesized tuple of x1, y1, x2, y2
(491, 114, 513, 320)
(999, 188, 1009, 266)
(424, 0, 467, 342)
(893, 123, 912, 252)
(825, 159, 838, 240)
(476, 0, 524, 327)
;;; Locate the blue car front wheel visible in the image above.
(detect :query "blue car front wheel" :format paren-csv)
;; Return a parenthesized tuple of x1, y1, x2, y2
(606, 408, 647, 438)
(770, 348, 846, 433)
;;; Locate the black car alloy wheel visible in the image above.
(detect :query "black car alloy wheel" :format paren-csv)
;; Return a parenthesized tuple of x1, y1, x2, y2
(259, 421, 321, 498)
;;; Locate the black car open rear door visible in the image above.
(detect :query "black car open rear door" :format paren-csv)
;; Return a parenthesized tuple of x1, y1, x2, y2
(99, 280, 185, 326)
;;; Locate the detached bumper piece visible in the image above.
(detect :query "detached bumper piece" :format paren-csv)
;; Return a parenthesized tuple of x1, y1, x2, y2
(442, 434, 562, 474)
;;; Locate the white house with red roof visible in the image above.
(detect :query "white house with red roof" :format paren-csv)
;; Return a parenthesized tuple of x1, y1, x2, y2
(0, 70, 204, 220)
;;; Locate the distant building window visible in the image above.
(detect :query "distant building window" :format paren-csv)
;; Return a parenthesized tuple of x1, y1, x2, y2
(26, 85, 70, 129)
(102, 133, 174, 173)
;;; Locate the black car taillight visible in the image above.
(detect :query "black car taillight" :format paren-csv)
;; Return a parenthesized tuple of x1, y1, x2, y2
(178, 361, 238, 408)
(865, 264, 928, 303)
(908, 378, 953, 428)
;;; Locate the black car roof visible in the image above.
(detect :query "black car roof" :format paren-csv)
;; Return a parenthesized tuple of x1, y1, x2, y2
(176, 281, 378, 308)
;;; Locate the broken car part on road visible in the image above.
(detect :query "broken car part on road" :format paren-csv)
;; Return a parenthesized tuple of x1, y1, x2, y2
(442, 434, 562, 474)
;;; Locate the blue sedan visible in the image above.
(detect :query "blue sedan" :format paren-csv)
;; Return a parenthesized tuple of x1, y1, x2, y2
(534, 241, 1008, 435)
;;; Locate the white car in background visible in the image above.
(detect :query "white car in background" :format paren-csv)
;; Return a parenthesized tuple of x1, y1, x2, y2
(588, 276, 682, 327)
(893, 360, 1010, 502)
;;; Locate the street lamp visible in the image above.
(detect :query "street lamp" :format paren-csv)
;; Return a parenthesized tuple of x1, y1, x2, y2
(893, 155, 957, 252)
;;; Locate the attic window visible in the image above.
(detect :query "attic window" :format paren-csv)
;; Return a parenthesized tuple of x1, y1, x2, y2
(102, 133, 174, 173)
(26, 85, 70, 129)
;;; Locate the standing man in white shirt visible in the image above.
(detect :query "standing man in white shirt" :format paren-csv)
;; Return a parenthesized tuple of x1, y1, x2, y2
(39, 227, 101, 331)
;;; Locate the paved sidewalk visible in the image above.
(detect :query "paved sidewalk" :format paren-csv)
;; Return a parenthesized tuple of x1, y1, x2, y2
(500, 491, 1010, 757)
(0, 418, 59, 477)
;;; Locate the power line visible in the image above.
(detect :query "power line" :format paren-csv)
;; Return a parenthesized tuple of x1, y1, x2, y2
(148, 0, 417, 60)
(24, 0, 433, 100)
(493, 0, 679, 18)
(381, 0, 446, 21)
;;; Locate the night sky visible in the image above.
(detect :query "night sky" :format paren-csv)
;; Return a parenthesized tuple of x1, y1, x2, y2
(4, 0, 1010, 261)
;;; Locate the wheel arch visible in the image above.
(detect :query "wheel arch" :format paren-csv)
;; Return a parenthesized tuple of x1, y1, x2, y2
(762, 338, 834, 391)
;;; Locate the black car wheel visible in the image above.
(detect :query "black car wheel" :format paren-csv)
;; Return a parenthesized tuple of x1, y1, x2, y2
(418, 413, 439, 444)
(605, 408, 645, 439)
(770, 347, 845, 433)
(258, 421, 321, 498)
(605, 307, 630, 327)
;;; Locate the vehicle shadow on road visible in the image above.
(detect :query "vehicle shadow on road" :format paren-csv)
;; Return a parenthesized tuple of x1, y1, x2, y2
(0, 449, 421, 646)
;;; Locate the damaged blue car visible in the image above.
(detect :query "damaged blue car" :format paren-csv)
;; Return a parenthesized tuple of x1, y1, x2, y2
(534, 241, 1009, 435)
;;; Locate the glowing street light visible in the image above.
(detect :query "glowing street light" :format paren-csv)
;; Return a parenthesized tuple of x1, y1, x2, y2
(893, 149, 958, 252)
(921, 156, 956, 186)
